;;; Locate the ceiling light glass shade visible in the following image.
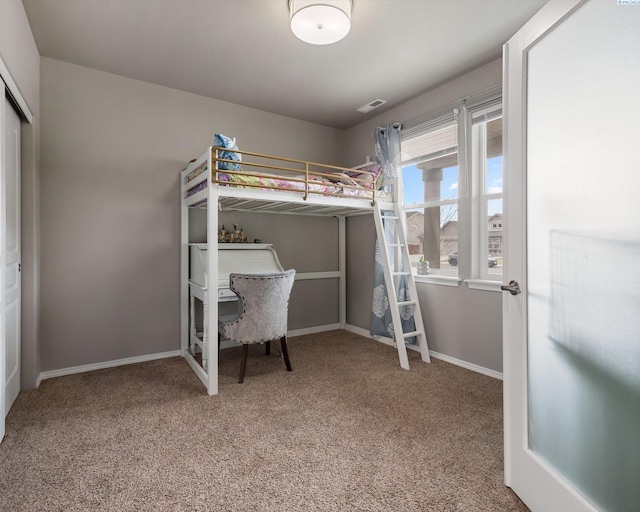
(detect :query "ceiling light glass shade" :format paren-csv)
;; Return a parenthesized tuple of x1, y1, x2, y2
(289, 0, 352, 45)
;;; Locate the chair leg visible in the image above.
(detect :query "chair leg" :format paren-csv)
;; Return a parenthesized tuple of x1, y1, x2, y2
(265, 341, 270, 356)
(280, 336, 292, 372)
(239, 344, 249, 383)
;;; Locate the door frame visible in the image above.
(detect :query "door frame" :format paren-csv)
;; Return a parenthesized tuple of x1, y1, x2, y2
(0, 95, 4, 442)
(0, 56, 33, 444)
(502, 1, 598, 511)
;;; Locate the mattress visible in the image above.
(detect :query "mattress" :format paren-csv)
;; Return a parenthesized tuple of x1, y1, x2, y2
(185, 168, 388, 202)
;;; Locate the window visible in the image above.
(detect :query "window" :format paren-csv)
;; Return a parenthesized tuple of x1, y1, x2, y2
(401, 115, 459, 277)
(471, 111, 503, 279)
(397, 86, 504, 289)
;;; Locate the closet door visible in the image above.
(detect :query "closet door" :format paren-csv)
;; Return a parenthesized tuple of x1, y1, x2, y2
(3, 96, 21, 415)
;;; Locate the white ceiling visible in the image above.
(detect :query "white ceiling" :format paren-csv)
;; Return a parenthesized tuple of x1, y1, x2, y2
(23, 0, 546, 130)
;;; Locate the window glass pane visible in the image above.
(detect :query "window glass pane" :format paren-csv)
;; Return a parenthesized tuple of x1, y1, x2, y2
(403, 159, 458, 205)
(404, 204, 460, 277)
(487, 198, 503, 276)
(485, 117, 503, 195)
(402, 165, 424, 205)
(402, 125, 458, 277)
(486, 156, 503, 194)
(405, 208, 424, 272)
(424, 204, 458, 276)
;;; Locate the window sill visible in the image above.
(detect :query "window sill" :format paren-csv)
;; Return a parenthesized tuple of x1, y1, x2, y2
(414, 274, 461, 287)
(465, 279, 503, 292)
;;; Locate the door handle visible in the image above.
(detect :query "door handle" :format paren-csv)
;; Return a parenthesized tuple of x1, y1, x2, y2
(501, 280, 521, 295)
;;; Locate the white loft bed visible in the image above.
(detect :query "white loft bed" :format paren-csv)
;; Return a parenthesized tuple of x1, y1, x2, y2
(180, 146, 391, 395)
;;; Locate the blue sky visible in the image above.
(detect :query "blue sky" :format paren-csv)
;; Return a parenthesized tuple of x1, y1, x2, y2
(402, 156, 503, 216)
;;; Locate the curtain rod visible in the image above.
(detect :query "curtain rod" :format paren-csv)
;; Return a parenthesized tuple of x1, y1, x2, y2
(376, 122, 402, 132)
(375, 83, 502, 134)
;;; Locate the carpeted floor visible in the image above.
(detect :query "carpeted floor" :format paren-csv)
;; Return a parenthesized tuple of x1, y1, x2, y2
(0, 331, 528, 511)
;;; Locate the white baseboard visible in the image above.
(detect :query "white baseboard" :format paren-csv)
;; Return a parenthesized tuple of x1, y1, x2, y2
(344, 324, 503, 380)
(37, 350, 182, 385)
(288, 323, 341, 338)
(428, 350, 503, 380)
(344, 324, 395, 345)
(216, 323, 342, 351)
(36, 325, 503, 385)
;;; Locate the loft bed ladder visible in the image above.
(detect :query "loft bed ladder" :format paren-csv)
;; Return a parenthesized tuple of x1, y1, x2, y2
(373, 179, 430, 369)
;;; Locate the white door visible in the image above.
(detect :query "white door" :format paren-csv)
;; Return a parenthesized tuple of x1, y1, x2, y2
(3, 97, 21, 416)
(503, 1, 640, 511)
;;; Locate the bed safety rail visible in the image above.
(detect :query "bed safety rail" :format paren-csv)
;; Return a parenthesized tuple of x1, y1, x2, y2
(210, 147, 378, 204)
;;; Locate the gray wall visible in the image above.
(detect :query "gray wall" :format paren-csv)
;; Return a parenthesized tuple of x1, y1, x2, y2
(39, 57, 344, 372)
(0, 0, 41, 388)
(38, 54, 504, 375)
(344, 59, 504, 373)
(190, 210, 340, 329)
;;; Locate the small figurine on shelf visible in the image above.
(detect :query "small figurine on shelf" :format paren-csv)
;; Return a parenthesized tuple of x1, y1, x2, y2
(218, 222, 249, 243)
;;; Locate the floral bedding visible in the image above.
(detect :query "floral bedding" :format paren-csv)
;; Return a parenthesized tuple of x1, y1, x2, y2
(185, 168, 382, 200)
(217, 172, 377, 198)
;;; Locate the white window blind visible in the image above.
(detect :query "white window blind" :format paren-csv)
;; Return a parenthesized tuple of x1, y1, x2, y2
(401, 123, 458, 166)
(471, 105, 502, 125)
(469, 93, 502, 125)
(400, 104, 459, 166)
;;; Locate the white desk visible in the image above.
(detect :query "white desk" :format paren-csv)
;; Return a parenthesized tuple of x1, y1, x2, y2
(187, 244, 285, 365)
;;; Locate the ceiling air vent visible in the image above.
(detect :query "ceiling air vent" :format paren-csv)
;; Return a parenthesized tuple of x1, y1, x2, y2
(357, 99, 387, 114)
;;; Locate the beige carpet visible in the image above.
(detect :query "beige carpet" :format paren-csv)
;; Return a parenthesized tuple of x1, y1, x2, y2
(1, 331, 528, 511)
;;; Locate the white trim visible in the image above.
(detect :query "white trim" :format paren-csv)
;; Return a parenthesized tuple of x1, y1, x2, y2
(465, 279, 503, 292)
(37, 350, 181, 384)
(414, 274, 461, 287)
(405, 197, 458, 209)
(345, 324, 502, 379)
(428, 350, 503, 380)
(338, 216, 346, 328)
(289, 323, 341, 338)
(0, 56, 33, 124)
(344, 323, 394, 344)
(0, 97, 4, 443)
(217, 323, 344, 350)
(295, 271, 340, 280)
(503, 1, 599, 510)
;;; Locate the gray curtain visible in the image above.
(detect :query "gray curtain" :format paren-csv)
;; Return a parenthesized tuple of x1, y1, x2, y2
(370, 124, 417, 343)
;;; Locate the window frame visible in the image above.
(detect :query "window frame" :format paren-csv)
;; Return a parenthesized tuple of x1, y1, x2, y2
(469, 104, 503, 284)
(396, 86, 503, 291)
(401, 115, 461, 280)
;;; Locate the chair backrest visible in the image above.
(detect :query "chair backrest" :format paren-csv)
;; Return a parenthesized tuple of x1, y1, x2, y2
(223, 269, 296, 343)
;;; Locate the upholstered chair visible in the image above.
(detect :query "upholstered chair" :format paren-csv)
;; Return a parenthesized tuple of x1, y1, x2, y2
(218, 270, 295, 383)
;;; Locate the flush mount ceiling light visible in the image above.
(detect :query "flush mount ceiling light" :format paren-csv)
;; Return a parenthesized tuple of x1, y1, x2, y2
(289, 0, 352, 45)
